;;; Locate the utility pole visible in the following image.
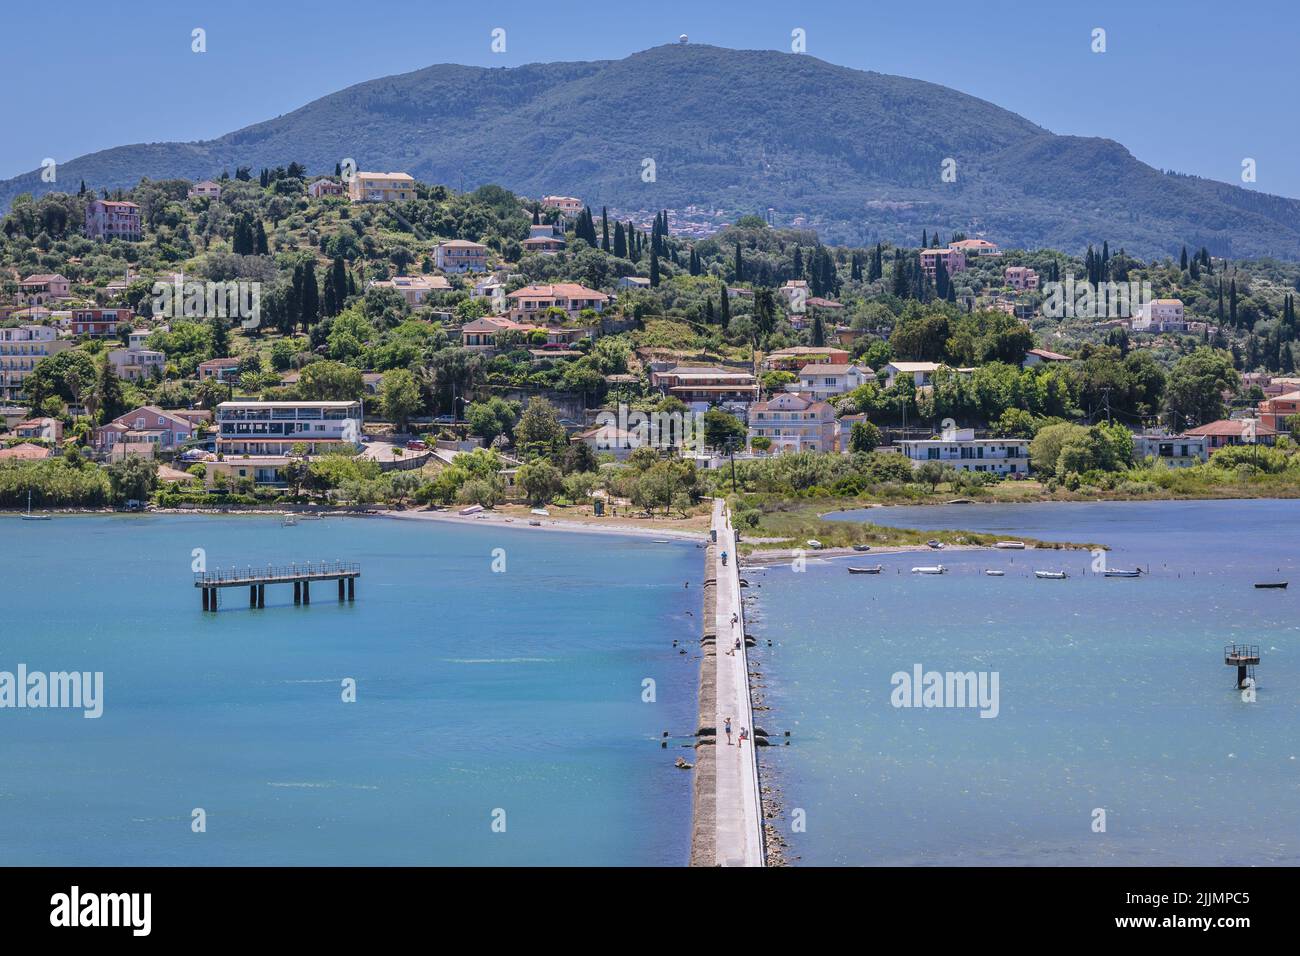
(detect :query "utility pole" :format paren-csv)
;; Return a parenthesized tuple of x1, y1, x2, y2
(1101, 386, 1112, 424)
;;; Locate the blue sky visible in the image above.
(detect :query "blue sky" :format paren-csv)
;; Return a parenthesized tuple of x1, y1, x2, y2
(3, 0, 1295, 197)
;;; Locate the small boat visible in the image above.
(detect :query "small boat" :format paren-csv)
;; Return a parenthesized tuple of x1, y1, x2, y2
(806, 539, 823, 550)
(995, 541, 1025, 550)
(652, 539, 671, 544)
(1103, 568, 1142, 578)
(984, 569, 1005, 576)
(20, 490, 50, 521)
(459, 504, 484, 516)
(281, 515, 299, 527)
(530, 507, 549, 517)
(528, 519, 542, 526)
(852, 544, 872, 552)
(927, 539, 945, 550)
(1034, 570, 1068, 580)
(848, 565, 883, 574)
(912, 565, 946, 575)
(1254, 582, 1288, 589)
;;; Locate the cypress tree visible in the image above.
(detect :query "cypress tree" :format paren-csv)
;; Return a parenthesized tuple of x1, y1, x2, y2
(1180, 245, 1188, 271)
(734, 242, 744, 282)
(613, 222, 627, 259)
(650, 248, 660, 287)
(719, 284, 731, 329)
(332, 256, 348, 314)
(255, 220, 269, 255)
(601, 207, 610, 252)
(301, 260, 320, 330)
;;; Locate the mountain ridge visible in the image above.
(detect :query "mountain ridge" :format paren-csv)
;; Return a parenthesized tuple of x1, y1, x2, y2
(4, 43, 1297, 261)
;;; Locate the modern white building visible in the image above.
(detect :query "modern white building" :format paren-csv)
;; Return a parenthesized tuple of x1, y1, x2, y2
(1132, 433, 1209, 467)
(0, 325, 70, 402)
(215, 400, 363, 457)
(1132, 298, 1186, 333)
(896, 428, 1030, 476)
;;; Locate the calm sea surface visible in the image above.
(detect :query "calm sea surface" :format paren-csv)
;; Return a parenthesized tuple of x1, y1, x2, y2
(751, 499, 1300, 865)
(0, 515, 701, 865)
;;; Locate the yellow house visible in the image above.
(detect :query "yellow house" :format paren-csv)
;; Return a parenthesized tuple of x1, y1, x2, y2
(348, 171, 416, 203)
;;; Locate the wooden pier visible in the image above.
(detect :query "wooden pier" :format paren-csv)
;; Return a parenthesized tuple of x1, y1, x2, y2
(195, 561, 359, 611)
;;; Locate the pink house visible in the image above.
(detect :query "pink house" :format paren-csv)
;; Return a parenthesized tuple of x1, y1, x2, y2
(308, 179, 346, 198)
(919, 247, 966, 279)
(19, 274, 71, 305)
(84, 199, 142, 241)
(1004, 266, 1039, 291)
(747, 393, 837, 454)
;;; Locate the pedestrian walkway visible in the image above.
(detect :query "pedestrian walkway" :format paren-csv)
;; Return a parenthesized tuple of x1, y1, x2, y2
(712, 499, 765, 866)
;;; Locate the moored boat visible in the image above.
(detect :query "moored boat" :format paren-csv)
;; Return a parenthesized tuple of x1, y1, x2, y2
(995, 541, 1025, 550)
(1254, 581, 1288, 589)
(984, 569, 1005, 576)
(912, 565, 946, 574)
(1103, 568, 1142, 578)
(852, 544, 872, 552)
(926, 539, 945, 549)
(1034, 570, 1068, 580)
(20, 490, 50, 521)
(848, 565, 883, 574)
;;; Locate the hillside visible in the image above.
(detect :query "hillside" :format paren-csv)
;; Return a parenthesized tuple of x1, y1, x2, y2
(3, 44, 1299, 260)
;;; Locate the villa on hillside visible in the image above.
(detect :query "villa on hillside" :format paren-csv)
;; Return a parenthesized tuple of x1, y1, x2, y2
(1004, 266, 1039, 291)
(541, 195, 583, 216)
(368, 274, 451, 307)
(84, 200, 141, 241)
(949, 238, 1001, 256)
(434, 240, 488, 273)
(920, 247, 966, 278)
(459, 316, 542, 351)
(348, 171, 415, 203)
(793, 363, 872, 401)
(1021, 347, 1072, 368)
(187, 180, 222, 200)
(307, 178, 346, 198)
(93, 406, 199, 459)
(505, 283, 607, 322)
(522, 224, 566, 255)
(18, 273, 71, 306)
(763, 346, 851, 372)
(1132, 299, 1187, 333)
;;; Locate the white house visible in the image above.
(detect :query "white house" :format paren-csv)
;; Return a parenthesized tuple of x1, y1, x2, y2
(793, 363, 872, 401)
(897, 428, 1030, 476)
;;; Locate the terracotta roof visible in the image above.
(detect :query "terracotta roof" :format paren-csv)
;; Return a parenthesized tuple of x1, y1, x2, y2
(0, 442, 50, 460)
(1184, 419, 1277, 438)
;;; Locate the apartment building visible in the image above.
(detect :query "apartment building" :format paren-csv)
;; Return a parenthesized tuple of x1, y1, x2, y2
(1132, 298, 1187, 333)
(107, 345, 166, 382)
(215, 400, 363, 457)
(764, 346, 851, 372)
(897, 428, 1030, 475)
(747, 393, 837, 453)
(84, 199, 142, 241)
(68, 307, 131, 337)
(434, 240, 488, 273)
(650, 365, 759, 408)
(347, 171, 415, 203)
(541, 195, 584, 216)
(0, 325, 70, 402)
(1259, 390, 1300, 432)
(919, 247, 966, 278)
(1131, 433, 1210, 467)
(187, 180, 222, 200)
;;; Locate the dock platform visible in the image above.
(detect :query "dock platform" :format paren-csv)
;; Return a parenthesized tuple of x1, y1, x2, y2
(194, 561, 359, 610)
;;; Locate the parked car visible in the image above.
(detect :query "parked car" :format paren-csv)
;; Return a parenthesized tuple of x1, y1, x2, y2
(406, 440, 427, 451)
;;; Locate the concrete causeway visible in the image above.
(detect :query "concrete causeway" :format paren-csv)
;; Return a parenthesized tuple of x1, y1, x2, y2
(709, 499, 766, 867)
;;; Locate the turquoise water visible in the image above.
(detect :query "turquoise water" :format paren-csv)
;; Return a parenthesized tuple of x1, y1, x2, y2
(753, 499, 1300, 865)
(0, 515, 702, 865)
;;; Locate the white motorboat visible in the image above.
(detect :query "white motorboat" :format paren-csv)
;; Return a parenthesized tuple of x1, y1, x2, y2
(926, 539, 945, 549)
(1034, 570, 1068, 580)
(806, 539, 823, 550)
(1103, 568, 1143, 578)
(912, 565, 946, 575)
(995, 541, 1026, 549)
(984, 569, 1005, 576)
